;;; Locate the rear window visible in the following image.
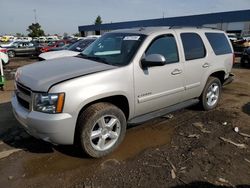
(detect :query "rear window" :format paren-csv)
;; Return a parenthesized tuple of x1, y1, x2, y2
(181, 33, 206, 61)
(205, 33, 232, 55)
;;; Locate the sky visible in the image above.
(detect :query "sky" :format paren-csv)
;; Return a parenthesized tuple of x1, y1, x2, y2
(0, 0, 250, 36)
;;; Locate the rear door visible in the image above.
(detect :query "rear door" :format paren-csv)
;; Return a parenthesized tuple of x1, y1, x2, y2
(134, 32, 185, 116)
(175, 31, 209, 101)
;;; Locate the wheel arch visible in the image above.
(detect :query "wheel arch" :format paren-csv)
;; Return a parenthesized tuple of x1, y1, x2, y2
(74, 95, 130, 145)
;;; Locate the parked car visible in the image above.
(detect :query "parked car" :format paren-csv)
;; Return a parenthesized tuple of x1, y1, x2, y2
(12, 27, 234, 158)
(46, 36, 59, 42)
(0, 50, 9, 66)
(39, 36, 47, 43)
(38, 40, 70, 53)
(241, 47, 250, 66)
(38, 38, 96, 60)
(5, 41, 38, 58)
(0, 35, 15, 42)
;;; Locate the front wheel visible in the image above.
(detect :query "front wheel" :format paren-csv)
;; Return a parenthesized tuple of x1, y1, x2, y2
(7, 50, 15, 58)
(200, 77, 221, 111)
(77, 102, 127, 158)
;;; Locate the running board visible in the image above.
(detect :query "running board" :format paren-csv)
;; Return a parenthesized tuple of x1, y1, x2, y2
(128, 99, 199, 125)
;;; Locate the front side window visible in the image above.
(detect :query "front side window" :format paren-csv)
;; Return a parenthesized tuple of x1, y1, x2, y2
(145, 34, 179, 64)
(181, 33, 206, 61)
(205, 33, 232, 55)
(81, 33, 146, 66)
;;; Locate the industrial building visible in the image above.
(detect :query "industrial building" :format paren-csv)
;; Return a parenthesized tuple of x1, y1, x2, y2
(78, 9, 250, 36)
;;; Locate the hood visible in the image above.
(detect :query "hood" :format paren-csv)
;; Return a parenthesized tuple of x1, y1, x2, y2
(17, 56, 116, 92)
(39, 50, 79, 60)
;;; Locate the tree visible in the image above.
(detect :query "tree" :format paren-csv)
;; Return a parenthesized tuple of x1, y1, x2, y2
(94, 15, 102, 35)
(27, 23, 45, 37)
(73, 32, 80, 37)
(95, 15, 102, 25)
(16, 33, 23, 37)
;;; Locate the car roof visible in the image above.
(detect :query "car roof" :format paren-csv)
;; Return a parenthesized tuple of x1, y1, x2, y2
(110, 26, 223, 35)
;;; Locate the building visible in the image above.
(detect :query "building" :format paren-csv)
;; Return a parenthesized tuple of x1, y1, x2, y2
(78, 10, 250, 36)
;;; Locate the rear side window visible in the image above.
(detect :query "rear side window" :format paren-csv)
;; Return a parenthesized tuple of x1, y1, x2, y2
(181, 33, 206, 61)
(146, 34, 179, 64)
(205, 33, 232, 55)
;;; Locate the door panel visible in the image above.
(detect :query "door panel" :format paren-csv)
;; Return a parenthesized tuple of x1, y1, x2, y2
(176, 32, 210, 101)
(134, 33, 184, 117)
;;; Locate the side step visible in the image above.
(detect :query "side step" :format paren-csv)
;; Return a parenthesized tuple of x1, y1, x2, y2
(128, 99, 199, 125)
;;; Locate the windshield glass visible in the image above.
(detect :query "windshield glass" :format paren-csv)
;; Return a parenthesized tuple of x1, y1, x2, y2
(81, 33, 146, 66)
(67, 39, 94, 52)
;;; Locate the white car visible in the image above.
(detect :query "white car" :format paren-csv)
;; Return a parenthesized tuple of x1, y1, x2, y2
(39, 38, 95, 60)
(0, 41, 16, 48)
(39, 50, 80, 60)
(0, 51, 9, 66)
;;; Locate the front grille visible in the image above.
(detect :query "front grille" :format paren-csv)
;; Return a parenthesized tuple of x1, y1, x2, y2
(16, 82, 32, 111)
(17, 83, 31, 96)
(17, 95, 29, 110)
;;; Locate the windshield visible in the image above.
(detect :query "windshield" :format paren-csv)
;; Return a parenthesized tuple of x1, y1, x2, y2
(67, 39, 94, 52)
(81, 33, 146, 66)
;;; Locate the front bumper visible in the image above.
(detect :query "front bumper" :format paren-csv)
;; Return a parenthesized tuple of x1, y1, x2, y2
(11, 95, 76, 145)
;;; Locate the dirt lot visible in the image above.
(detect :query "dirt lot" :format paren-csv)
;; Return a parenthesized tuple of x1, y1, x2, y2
(0, 58, 250, 188)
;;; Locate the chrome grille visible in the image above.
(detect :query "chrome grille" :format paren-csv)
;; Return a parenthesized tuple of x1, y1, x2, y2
(16, 82, 32, 111)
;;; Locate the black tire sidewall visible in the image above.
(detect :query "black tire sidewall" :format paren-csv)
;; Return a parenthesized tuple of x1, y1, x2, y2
(201, 77, 221, 111)
(79, 103, 126, 158)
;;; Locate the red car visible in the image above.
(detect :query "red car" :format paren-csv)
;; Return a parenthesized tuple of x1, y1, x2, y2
(39, 40, 70, 53)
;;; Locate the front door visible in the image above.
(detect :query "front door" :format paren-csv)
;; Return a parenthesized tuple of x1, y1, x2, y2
(134, 33, 185, 117)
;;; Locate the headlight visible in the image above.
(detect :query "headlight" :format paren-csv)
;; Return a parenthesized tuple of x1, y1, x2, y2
(33, 93, 65, 114)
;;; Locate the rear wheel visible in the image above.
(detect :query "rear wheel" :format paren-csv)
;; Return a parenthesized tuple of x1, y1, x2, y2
(7, 51, 15, 58)
(200, 77, 221, 111)
(77, 102, 126, 158)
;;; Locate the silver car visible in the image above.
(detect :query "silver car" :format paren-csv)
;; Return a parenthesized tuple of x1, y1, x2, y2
(12, 27, 234, 158)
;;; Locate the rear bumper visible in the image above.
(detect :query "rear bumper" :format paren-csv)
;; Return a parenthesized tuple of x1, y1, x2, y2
(223, 73, 234, 86)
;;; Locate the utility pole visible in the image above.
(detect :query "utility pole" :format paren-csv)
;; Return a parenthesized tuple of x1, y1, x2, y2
(33, 9, 37, 23)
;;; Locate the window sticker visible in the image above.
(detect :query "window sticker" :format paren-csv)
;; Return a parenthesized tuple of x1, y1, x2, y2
(123, 36, 140, 41)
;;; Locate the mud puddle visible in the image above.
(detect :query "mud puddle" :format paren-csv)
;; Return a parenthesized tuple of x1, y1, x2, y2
(0, 112, 175, 187)
(23, 118, 174, 178)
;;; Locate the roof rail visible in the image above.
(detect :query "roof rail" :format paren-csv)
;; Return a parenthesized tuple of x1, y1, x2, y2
(169, 25, 221, 30)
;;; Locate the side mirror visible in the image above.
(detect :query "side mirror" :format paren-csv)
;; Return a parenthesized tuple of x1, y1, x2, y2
(141, 54, 166, 68)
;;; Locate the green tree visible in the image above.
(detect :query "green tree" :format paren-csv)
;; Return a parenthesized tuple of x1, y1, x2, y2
(73, 32, 80, 37)
(16, 33, 22, 37)
(27, 23, 45, 37)
(95, 15, 102, 25)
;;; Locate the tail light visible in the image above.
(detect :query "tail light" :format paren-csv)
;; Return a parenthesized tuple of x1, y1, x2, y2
(0, 48, 7, 54)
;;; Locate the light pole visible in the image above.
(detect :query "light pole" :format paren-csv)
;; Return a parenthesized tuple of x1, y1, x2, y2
(33, 9, 37, 23)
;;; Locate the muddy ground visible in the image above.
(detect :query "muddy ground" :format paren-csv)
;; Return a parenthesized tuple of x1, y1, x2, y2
(0, 57, 250, 188)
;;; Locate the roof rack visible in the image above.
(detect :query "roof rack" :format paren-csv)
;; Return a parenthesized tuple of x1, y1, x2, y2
(169, 25, 221, 30)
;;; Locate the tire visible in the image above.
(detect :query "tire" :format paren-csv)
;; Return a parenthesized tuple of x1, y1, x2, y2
(77, 102, 127, 158)
(200, 77, 222, 111)
(7, 51, 15, 58)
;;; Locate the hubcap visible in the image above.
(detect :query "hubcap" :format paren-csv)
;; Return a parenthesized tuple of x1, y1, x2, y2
(206, 83, 219, 107)
(90, 115, 121, 151)
(8, 51, 14, 58)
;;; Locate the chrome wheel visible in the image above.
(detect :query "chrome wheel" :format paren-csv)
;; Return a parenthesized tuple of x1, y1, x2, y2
(206, 83, 219, 107)
(90, 115, 121, 151)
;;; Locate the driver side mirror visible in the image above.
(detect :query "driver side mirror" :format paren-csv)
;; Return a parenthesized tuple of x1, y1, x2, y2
(141, 54, 166, 68)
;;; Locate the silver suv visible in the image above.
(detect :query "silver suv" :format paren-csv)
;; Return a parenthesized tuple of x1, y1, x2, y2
(12, 27, 234, 158)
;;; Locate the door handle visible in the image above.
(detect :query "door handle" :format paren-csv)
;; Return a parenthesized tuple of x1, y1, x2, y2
(171, 69, 182, 75)
(202, 63, 210, 68)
